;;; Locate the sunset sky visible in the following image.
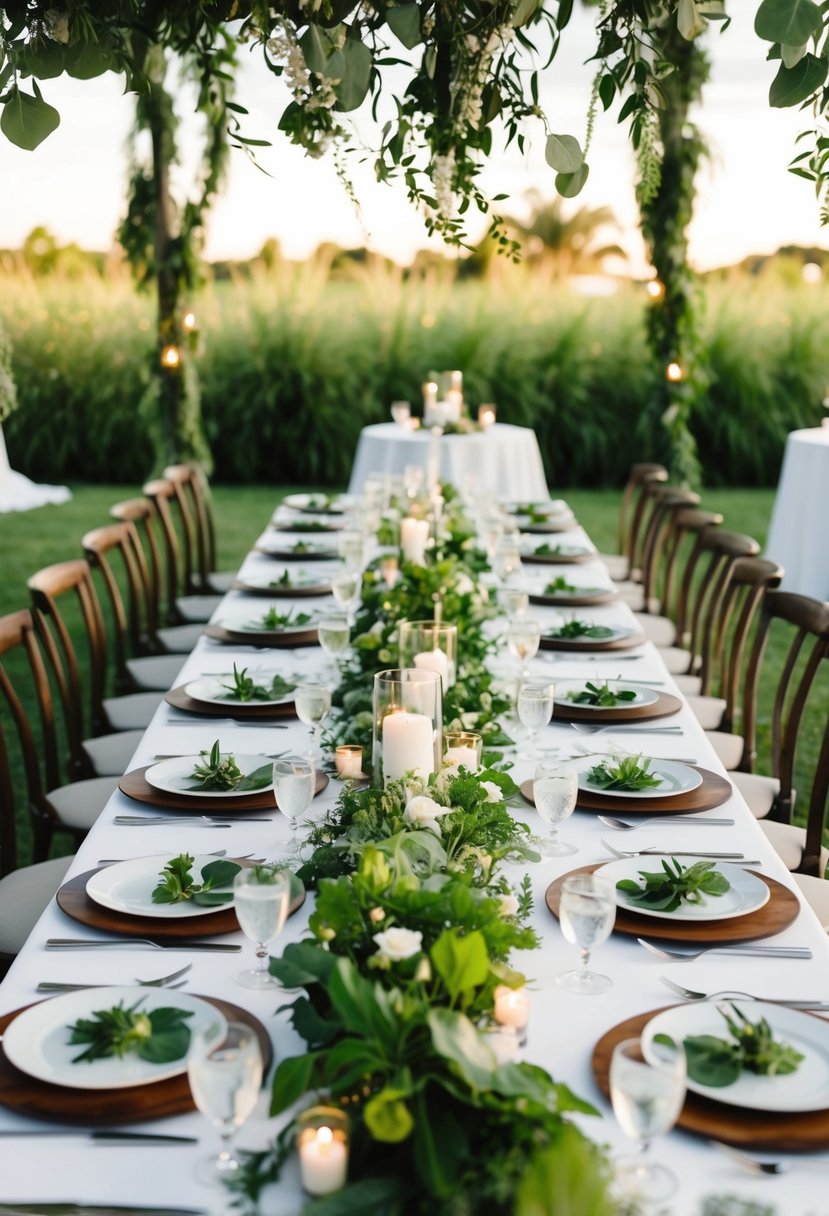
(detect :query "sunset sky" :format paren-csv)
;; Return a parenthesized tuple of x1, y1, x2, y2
(0, 5, 825, 273)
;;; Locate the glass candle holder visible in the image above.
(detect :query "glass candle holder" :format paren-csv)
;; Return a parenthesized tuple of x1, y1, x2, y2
(372, 668, 443, 786)
(443, 730, 482, 771)
(334, 745, 364, 779)
(296, 1105, 350, 1197)
(398, 620, 458, 690)
(493, 984, 530, 1046)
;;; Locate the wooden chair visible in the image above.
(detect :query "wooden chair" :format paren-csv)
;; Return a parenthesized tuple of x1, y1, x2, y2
(0, 608, 117, 870)
(143, 478, 223, 624)
(82, 522, 189, 691)
(600, 463, 668, 582)
(163, 463, 236, 595)
(626, 486, 701, 638)
(633, 505, 724, 647)
(27, 560, 162, 778)
(730, 591, 829, 879)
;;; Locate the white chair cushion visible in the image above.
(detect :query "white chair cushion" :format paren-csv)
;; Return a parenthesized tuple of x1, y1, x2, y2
(208, 570, 236, 594)
(705, 729, 744, 771)
(127, 653, 185, 691)
(634, 613, 675, 647)
(175, 594, 223, 623)
(599, 553, 629, 581)
(673, 673, 702, 696)
(731, 771, 780, 820)
(617, 586, 645, 611)
(0, 855, 73, 955)
(659, 645, 695, 675)
(103, 691, 163, 731)
(793, 874, 829, 930)
(685, 694, 726, 731)
(760, 819, 829, 876)
(47, 775, 119, 831)
(82, 729, 144, 776)
(157, 623, 204, 655)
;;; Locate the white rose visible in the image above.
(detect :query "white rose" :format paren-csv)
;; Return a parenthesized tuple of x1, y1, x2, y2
(481, 780, 504, 803)
(499, 894, 519, 917)
(373, 927, 423, 964)
(455, 572, 474, 595)
(434, 764, 461, 795)
(404, 794, 452, 834)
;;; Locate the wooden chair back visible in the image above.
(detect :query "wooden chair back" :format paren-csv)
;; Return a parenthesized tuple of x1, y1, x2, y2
(705, 555, 783, 713)
(82, 522, 158, 690)
(162, 463, 215, 592)
(687, 529, 761, 689)
(110, 497, 165, 637)
(617, 463, 668, 573)
(143, 477, 192, 619)
(638, 486, 701, 614)
(742, 591, 829, 874)
(659, 507, 723, 632)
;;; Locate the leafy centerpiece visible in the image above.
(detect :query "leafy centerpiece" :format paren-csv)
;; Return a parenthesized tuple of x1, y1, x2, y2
(617, 858, 731, 913)
(567, 681, 638, 708)
(218, 664, 297, 703)
(667, 1004, 805, 1087)
(152, 853, 241, 906)
(587, 754, 663, 792)
(187, 741, 272, 793)
(68, 999, 193, 1064)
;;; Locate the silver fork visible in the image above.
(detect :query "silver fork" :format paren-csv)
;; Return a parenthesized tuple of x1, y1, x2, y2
(598, 814, 734, 830)
(638, 937, 812, 961)
(711, 1140, 829, 1176)
(96, 851, 262, 864)
(36, 963, 194, 993)
(571, 722, 683, 735)
(659, 975, 829, 1009)
(601, 838, 755, 862)
(113, 815, 273, 826)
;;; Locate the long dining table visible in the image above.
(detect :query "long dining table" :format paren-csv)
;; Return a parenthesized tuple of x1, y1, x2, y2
(1, 494, 828, 1214)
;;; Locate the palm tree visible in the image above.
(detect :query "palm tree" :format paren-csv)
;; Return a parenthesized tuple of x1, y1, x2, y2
(507, 191, 626, 278)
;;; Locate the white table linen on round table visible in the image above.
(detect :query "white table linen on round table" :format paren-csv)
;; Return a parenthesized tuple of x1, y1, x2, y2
(766, 426, 829, 599)
(1, 511, 829, 1214)
(347, 421, 549, 501)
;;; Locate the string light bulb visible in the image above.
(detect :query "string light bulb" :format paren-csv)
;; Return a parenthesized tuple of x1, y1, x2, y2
(160, 344, 181, 369)
(646, 279, 665, 301)
(666, 361, 683, 383)
(182, 311, 197, 332)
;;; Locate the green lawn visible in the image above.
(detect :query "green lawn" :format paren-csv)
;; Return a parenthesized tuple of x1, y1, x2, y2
(0, 483, 825, 872)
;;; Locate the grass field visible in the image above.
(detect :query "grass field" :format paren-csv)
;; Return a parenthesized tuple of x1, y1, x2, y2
(0, 483, 825, 873)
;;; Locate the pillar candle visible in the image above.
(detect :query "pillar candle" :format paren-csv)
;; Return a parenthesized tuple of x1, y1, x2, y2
(400, 518, 429, 564)
(444, 744, 479, 770)
(298, 1125, 348, 1195)
(413, 647, 449, 690)
(382, 710, 434, 782)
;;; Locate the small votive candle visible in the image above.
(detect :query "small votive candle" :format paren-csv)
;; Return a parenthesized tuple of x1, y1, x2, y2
(478, 403, 496, 429)
(297, 1106, 349, 1196)
(380, 555, 399, 589)
(443, 730, 482, 771)
(493, 985, 530, 1045)
(335, 745, 363, 779)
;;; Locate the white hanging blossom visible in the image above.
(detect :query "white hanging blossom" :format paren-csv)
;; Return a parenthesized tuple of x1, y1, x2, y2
(431, 150, 456, 221)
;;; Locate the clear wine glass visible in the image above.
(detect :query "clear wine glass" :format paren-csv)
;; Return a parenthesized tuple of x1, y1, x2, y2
(516, 682, 554, 761)
(337, 530, 367, 571)
(318, 612, 350, 681)
(532, 762, 578, 856)
(498, 586, 529, 617)
(493, 535, 521, 583)
(331, 568, 362, 624)
(294, 682, 332, 762)
(556, 873, 615, 994)
(273, 754, 316, 855)
(610, 1036, 687, 1202)
(506, 616, 541, 682)
(232, 864, 291, 989)
(187, 1021, 264, 1185)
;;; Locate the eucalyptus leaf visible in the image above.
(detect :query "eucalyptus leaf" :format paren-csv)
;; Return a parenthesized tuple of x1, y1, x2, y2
(555, 163, 589, 198)
(64, 40, 115, 80)
(0, 83, 60, 150)
(545, 133, 583, 174)
(334, 38, 372, 112)
(386, 4, 421, 49)
(755, 0, 822, 47)
(769, 53, 827, 108)
(781, 43, 808, 69)
(19, 39, 65, 79)
(236, 762, 274, 791)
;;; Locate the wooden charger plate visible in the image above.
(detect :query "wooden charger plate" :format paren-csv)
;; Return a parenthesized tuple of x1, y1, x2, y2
(254, 545, 338, 562)
(269, 521, 343, 534)
(593, 1006, 829, 1151)
(539, 631, 646, 653)
(56, 865, 306, 938)
(231, 578, 332, 598)
(530, 589, 618, 608)
(552, 689, 683, 724)
(521, 765, 731, 815)
(546, 863, 799, 944)
(204, 623, 319, 648)
(0, 996, 271, 1126)
(519, 521, 576, 534)
(521, 551, 594, 565)
(165, 684, 296, 720)
(120, 766, 329, 812)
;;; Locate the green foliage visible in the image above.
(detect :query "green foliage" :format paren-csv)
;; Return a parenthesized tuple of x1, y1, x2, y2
(0, 318, 16, 422)
(679, 1002, 805, 1086)
(617, 857, 731, 911)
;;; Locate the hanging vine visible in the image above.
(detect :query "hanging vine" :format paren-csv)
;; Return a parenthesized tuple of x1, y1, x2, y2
(0, 319, 17, 424)
(636, 14, 711, 487)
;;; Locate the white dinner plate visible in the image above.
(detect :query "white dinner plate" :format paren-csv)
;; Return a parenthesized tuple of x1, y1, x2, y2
(539, 585, 611, 599)
(214, 609, 318, 636)
(576, 755, 702, 800)
(643, 1002, 829, 1112)
(3, 987, 226, 1091)
(144, 753, 274, 799)
(543, 624, 637, 646)
(522, 543, 593, 558)
(508, 499, 572, 518)
(556, 679, 659, 710)
(256, 538, 338, 558)
(282, 492, 348, 514)
(597, 856, 769, 922)
(86, 854, 237, 919)
(184, 674, 296, 709)
(236, 570, 332, 593)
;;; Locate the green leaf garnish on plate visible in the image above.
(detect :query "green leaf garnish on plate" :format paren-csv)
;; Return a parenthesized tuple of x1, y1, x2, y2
(185, 740, 272, 793)
(674, 1003, 805, 1087)
(258, 606, 313, 630)
(567, 681, 637, 707)
(616, 857, 731, 912)
(548, 619, 615, 640)
(151, 852, 242, 906)
(587, 753, 663, 791)
(544, 575, 579, 594)
(218, 663, 297, 702)
(67, 999, 194, 1064)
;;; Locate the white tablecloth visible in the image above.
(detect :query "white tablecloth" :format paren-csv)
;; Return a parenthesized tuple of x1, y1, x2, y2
(347, 422, 549, 501)
(1, 511, 828, 1214)
(766, 426, 829, 599)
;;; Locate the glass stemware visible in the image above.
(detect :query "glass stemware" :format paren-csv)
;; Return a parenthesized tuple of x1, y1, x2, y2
(493, 535, 521, 583)
(232, 864, 291, 989)
(338, 530, 367, 571)
(187, 1021, 264, 1184)
(609, 1036, 687, 1202)
(498, 586, 529, 617)
(273, 754, 316, 855)
(516, 682, 554, 760)
(506, 616, 541, 683)
(532, 762, 578, 856)
(331, 568, 362, 624)
(556, 873, 615, 994)
(294, 682, 332, 762)
(318, 613, 351, 681)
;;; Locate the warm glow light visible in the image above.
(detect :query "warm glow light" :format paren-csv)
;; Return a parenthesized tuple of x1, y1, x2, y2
(646, 279, 665, 300)
(666, 361, 684, 382)
(182, 310, 197, 331)
(802, 261, 822, 284)
(160, 344, 181, 368)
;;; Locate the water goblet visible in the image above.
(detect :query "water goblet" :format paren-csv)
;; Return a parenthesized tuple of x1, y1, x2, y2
(493, 535, 521, 583)
(609, 1036, 687, 1202)
(556, 873, 615, 994)
(498, 586, 529, 617)
(233, 864, 291, 989)
(294, 682, 332, 763)
(331, 568, 362, 623)
(403, 463, 424, 500)
(273, 754, 316, 855)
(506, 616, 541, 682)
(516, 682, 554, 761)
(338, 530, 367, 571)
(318, 612, 351, 680)
(187, 1021, 264, 1184)
(532, 761, 578, 856)
(391, 400, 411, 426)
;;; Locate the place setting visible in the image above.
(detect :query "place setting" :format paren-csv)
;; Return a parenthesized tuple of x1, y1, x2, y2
(550, 678, 683, 724)
(164, 664, 301, 721)
(204, 603, 320, 647)
(281, 492, 350, 515)
(528, 575, 617, 608)
(253, 535, 340, 562)
(538, 616, 646, 653)
(230, 568, 334, 597)
(520, 538, 595, 564)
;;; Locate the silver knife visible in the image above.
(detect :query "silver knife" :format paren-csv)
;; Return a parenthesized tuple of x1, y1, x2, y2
(113, 817, 273, 825)
(0, 1132, 197, 1145)
(0, 1206, 206, 1216)
(46, 939, 241, 952)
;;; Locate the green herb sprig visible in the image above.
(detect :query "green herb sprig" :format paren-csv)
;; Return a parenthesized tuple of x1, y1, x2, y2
(218, 663, 297, 703)
(617, 857, 731, 912)
(68, 999, 193, 1064)
(187, 740, 272, 792)
(544, 576, 579, 594)
(587, 753, 663, 791)
(548, 619, 615, 640)
(259, 606, 313, 630)
(151, 852, 242, 906)
(567, 681, 637, 708)
(666, 1003, 805, 1088)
